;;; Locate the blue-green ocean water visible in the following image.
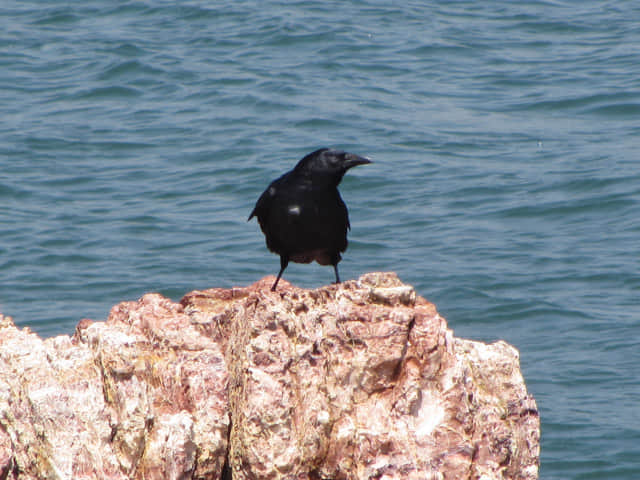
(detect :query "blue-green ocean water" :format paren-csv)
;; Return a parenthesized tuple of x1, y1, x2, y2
(1, 1, 639, 478)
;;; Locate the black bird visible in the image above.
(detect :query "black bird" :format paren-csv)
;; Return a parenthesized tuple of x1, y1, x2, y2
(249, 148, 371, 291)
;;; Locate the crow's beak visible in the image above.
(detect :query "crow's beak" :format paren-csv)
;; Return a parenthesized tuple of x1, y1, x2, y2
(343, 154, 372, 170)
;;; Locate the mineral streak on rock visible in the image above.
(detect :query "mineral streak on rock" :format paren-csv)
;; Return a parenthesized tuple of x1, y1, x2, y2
(0, 273, 539, 480)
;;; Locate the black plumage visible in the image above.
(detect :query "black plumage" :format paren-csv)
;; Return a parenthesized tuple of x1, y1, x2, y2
(249, 148, 371, 291)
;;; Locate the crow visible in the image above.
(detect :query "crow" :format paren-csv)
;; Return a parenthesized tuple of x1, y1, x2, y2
(249, 148, 371, 291)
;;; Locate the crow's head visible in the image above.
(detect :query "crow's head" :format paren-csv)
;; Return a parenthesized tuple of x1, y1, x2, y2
(293, 148, 371, 185)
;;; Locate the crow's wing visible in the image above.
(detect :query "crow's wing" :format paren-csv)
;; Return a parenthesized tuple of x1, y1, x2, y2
(249, 172, 350, 258)
(248, 183, 274, 222)
(269, 183, 349, 255)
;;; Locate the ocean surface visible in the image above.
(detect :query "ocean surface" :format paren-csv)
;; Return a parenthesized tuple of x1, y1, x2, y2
(1, 1, 639, 477)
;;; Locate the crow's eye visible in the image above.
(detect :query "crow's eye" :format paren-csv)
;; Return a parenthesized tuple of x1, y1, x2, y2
(328, 156, 341, 167)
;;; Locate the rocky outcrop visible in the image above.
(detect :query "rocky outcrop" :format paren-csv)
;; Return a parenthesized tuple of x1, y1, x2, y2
(0, 273, 539, 480)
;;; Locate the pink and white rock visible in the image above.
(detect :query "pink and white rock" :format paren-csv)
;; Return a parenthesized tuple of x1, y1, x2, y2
(0, 272, 539, 480)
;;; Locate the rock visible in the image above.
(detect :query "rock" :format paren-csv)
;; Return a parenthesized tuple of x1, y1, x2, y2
(0, 273, 539, 480)
(0, 296, 228, 480)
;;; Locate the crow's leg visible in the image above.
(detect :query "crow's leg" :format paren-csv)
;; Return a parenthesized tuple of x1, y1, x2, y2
(272, 255, 289, 291)
(330, 252, 342, 284)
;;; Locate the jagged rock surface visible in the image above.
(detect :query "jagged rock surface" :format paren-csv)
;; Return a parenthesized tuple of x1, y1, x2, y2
(0, 273, 539, 479)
